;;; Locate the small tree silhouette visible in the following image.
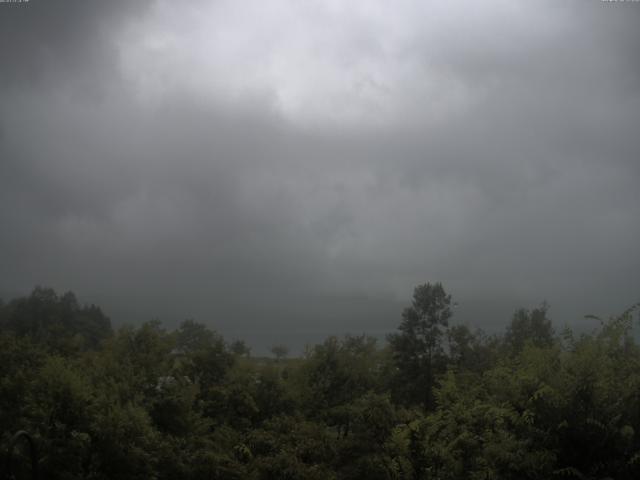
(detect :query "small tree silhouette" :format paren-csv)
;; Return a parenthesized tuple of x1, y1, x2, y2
(270, 344, 289, 361)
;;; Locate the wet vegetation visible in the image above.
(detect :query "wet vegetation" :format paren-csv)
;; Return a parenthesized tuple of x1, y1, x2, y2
(1, 285, 639, 479)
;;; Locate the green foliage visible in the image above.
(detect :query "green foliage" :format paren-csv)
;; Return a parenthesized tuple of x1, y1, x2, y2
(301, 335, 383, 415)
(1, 286, 639, 479)
(447, 324, 498, 372)
(505, 303, 554, 354)
(0, 287, 112, 354)
(388, 282, 452, 408)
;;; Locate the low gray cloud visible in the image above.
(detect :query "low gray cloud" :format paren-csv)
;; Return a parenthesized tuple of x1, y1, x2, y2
(1, 0, 638, 351)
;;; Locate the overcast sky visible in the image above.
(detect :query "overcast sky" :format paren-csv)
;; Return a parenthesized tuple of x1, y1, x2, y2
(1, 0, 638, 351)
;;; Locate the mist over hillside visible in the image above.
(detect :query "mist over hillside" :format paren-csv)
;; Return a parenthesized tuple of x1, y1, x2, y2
(1, 0, 638, 340)
(1, 1, 638, 477)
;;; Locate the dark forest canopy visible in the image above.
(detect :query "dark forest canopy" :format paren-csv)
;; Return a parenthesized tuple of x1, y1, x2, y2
(1, 285, 640, 480)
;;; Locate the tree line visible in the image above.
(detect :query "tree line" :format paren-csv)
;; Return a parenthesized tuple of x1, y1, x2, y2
(1, 284, 639, 479)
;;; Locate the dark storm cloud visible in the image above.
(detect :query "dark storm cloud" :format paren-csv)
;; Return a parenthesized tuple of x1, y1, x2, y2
(0, 0, 151, 89)
(1, 0, 638, 350)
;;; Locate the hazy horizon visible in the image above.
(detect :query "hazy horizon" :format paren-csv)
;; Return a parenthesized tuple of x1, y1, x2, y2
(1, 0, 638, 353)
